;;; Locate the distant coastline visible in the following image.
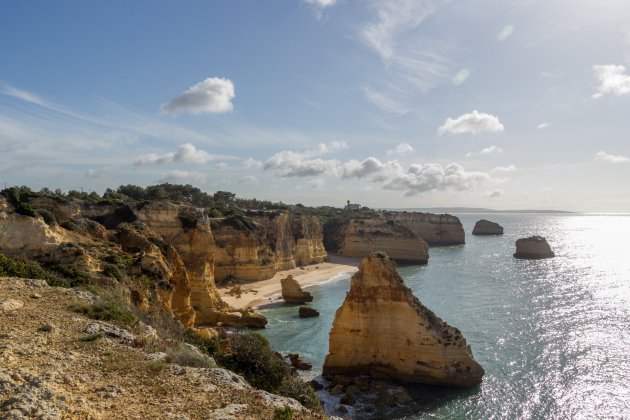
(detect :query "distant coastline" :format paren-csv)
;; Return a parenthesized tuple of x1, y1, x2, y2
(385, 207, 576, 214)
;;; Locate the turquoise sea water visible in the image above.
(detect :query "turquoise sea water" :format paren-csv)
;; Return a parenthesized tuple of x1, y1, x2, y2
(259, 214, 630, 419)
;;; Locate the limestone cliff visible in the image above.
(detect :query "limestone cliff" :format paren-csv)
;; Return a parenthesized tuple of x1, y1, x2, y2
(334, 217, 429, 264)
(213, 211, 326, 283)
(383, 211, 465, 245)
(323, 252, 484, 387)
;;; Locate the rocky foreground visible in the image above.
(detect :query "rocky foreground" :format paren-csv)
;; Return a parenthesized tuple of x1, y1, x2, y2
(0, 277, 322, 419)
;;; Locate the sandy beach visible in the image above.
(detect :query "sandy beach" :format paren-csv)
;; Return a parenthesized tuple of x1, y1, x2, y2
(218, 255, 359, 309)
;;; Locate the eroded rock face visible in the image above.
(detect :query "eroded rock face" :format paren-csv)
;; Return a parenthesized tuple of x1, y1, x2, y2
(0, 211, 70, 257)
(334, 218, 429, 264)
(281, 275, 313, 304)
(384, 212, 465, 246)
(323, 252, 484, 387)
(514, 236, 555, 259)
(472, 219, 504, 235)
(213, 211, 326, 283)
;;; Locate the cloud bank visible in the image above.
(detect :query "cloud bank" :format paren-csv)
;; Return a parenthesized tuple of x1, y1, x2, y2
(161, 77, 235, 115)
(595, 151, 629, 163)
(135, 143, 222, 166)
(264, 141, 347, 177)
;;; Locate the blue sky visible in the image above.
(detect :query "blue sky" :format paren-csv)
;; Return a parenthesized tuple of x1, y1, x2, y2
(1, 0, 630, 212)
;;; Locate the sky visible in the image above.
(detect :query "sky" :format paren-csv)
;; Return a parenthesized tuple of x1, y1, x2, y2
(1, 0, 630, 212)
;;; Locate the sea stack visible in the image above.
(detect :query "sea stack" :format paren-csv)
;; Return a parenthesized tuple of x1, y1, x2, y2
(323, 252, 484, 387)
(472, 219, 503, 235)
(281, 275, 313, 304)
(514, 236, 555, 259)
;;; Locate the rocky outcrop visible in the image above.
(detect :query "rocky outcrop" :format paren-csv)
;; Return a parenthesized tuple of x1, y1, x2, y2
(299, 306, 319, 318)
(334, 218, 429, 264)
(0, 211, 71, 257)
(323, 252, 484, 387)
(472, 219, 504, 235)
(383, 212, 465, 245)
(514, 236, 555, 259)
(281, 275, 313, 304)
(213, 211, 326, 283)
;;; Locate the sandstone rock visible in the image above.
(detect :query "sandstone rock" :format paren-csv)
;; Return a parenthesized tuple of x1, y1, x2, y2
(345, 384, 360, 395)
(0, 299, 24, 312)
(208, 403, 248, 419)
(217, 310, 267, 329)
(472, 219, 504, 235)
(30, 293, 42, 299)
(281, 275, 313, 304)
(309, 379, 323, 390)
(392, 388, 412, 404)
(323, 252, 485, 387)
(298, 306, 319, 318)
(514, 236, 555, 259)
(384, 211, 465, 245)
(334, 218, 429, 264)
(288, 354, 312, 370)
(329, 384, 344, 395)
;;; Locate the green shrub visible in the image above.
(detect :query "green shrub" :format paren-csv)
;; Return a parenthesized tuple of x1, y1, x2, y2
(273, 406, 294, 420)
(0, 253, 57, 282)
(71, 300, 136, 326)
(217, 332, 289, 393)
(15, 202, 37, 217)
(46, 264, 91, 287)
(79, 332, 104, 342)
(102, 264, 123, 282)
(36, 208, 57, 225)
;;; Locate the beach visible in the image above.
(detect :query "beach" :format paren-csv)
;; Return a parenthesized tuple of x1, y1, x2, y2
(218, 256, 359, 309)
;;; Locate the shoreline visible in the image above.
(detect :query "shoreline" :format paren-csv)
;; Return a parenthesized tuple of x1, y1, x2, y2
(217, 256, 359, 310)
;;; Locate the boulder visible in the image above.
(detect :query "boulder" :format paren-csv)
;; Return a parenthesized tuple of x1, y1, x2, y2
(281, 275, 313, 304)
(0, 299, 24, 312)
(323, 252, 484, 387)
(472, 219, 503, 235)
(298, 306, 319, 318)
(514, 236, 555, 259)
(288, 353, 312, 370)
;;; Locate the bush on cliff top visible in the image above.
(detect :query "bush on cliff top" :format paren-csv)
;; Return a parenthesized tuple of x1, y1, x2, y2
(217, 333, 321, 412)
(0, 253, 57, 282)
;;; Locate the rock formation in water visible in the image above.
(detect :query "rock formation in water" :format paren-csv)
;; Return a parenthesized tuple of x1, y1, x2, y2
(513, 236, 555, 259)
(472, 219, 504, 235)
(213, 211, 326, 283)
(332, 218, 429, 264)
(323, 252, 484, 387)
(281, 275, 313, 304)
(298, 306, 319, 318)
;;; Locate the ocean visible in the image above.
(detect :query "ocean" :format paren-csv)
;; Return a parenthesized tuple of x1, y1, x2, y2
(258, 214, 630, 419)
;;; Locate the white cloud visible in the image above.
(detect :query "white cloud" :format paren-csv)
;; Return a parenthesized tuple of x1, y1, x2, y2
(497, 24, 514, 42)
(592, 65, 630, 98)
(161, 77, 235, 115)
(384, 162, 490, 196)
(242, 158, 263, 170)
(264, 141, 345, 177)
(238, 175, 259, 185)
(485, 189, 503, 198)
(363, 88, 408, 114)
(438, 110, 505, 135)
(360, 0, 452, 92)
(84, 166, 115, 179)
(307, 178, 326, 190)
(342, 157, 403, 182)
(386, 143, 414, 156)
(159, 170, 205, 183)
(490, 165, 517, 172)
(135, 143, 224, 166)
(214, 162, 228, 170)
(595, 151, 629, 163)
(537, 122, 551, 129)
(342, 156, 489, 196)
(304, 0, 337, 19)
(452, 68, 470, 86)
(0, 85, 48, 107)
(466, 145, 503, 158)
